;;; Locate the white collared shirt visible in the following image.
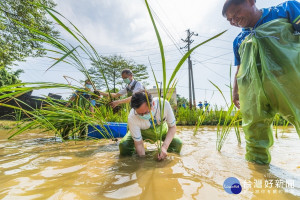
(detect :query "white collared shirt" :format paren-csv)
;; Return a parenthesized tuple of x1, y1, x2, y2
(128, 98, 176, 141)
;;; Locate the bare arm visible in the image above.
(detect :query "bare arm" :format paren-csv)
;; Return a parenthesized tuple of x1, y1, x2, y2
(65, 94, 76, 107)
(233, 65, 240, 109)
(99, 91, 121, 98)
(134, 140, 145, 157)
(158, 125, 176, 160)
(110, 96, 132, 108)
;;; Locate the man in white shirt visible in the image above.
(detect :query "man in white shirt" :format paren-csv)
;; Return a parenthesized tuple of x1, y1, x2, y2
(119, 91, 182, 160)
(99, 69, 144, 108)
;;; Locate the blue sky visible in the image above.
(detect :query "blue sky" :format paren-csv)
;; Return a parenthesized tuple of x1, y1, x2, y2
(13, 0, 289, 107)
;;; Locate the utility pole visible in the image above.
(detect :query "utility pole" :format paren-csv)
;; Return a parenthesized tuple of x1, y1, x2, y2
(158, 81, 162, 97)
(181, 29, 198, 109)
(190, 60, 196, 108)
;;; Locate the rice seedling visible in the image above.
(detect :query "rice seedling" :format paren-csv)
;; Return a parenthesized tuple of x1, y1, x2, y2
(281, 120, 290, 138)
(273, 113, 280, 139)
(229, 64, 241, 144)
(216, 103, 241, 151)
(193, 105, 209, 135)
(208, 80, 241, 151)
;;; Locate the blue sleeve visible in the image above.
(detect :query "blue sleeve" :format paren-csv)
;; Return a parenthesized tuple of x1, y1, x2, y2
(277, 1, 300, 31)
(233, 37, 241, 66)
(72, 91, 78, 98)
(90, 99, 96, 106)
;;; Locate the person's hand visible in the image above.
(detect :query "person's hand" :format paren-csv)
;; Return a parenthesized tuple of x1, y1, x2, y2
(157, 146, 168, 161)
(109, 101, 120, 108)
(233, 89, 240, 109)
(94, 90, 100, 96)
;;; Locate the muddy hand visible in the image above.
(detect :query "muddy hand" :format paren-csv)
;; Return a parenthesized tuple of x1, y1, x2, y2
(158, 146, 168, 161)
(109, 101, 119, 108)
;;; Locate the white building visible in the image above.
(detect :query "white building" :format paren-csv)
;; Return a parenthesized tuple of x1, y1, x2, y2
(147, 86, 177, 107)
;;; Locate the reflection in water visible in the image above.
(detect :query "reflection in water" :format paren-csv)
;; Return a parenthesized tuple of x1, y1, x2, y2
(101, 155, 185, 199)
(0, 126, 299, 199)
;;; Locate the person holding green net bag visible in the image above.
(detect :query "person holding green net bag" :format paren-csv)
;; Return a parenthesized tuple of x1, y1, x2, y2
(119, 91, 182, 160)
(222, 0, 300, 164)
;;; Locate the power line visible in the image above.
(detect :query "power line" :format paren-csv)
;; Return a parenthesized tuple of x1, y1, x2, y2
(199, 61, 232, 66)
(200, 44, 232, 50)
(196, 52, 233, 63)
(99, 41, 184, 55)
(193, 60, 230, 81)
(150, 5, 185, 56)
(192, 51, 233, 62)
(177, 85, 230, 93)
(197, 35, 232, 43)
(154, 0, 182, 42)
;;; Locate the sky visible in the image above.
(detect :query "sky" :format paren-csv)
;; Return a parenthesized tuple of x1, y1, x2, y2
(13, 0, 289, 107)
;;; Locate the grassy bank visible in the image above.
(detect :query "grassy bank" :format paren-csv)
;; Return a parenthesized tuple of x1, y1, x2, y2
(175, 106, 290, 126)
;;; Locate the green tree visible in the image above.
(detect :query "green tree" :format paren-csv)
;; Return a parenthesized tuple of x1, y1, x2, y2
(0, 0, 59, 68)
(0, 68, 23, 87)
(89, 55, 149, 92)
(177, 94, 189, 107)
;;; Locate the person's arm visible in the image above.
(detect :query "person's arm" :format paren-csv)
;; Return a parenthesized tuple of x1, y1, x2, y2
(128, 115, 144, 156)
(99, 91, 121, 98)
(110, 96, 132, 108)
(157, 100, 177, 160)
(233, 65, 240, 109)
(280, 1, 300, 31)
(158, 125, 176, 160)
(134, 140, 145, 156)
(65, 93, 76, 107)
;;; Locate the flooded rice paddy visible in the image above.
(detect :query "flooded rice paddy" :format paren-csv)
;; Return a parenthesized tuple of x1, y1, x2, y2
(0, 126, 299, 200)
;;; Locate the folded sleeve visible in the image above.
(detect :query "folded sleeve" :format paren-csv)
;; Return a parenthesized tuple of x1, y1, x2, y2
(128, 116, 143, 141)
(118, 87, 127, 95)
(164, 100, 176, 127)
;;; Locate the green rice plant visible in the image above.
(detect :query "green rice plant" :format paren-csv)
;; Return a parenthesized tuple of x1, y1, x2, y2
(193, 105, 209, 135)
(176, 107, 187, 125)
(281, 120, 290, 138)
(216, 103, 241, 151)
(144, 0, 226, 155)
(233, 118, 241, 144)
(209, 80, 241, 151)
(0, 82, 120, 140)
(194, 90, 218, 133)
(13, 108, 22, 121)
(273, 113, 280, 139)
(228, 64, 241, 144)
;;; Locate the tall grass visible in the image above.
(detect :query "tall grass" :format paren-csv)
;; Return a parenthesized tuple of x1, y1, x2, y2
(0, 2, 139, 139)
(0, 82, 125, 140)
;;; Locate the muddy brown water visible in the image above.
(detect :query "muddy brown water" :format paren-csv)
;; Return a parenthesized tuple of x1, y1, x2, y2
(0, 126, 299, 200)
